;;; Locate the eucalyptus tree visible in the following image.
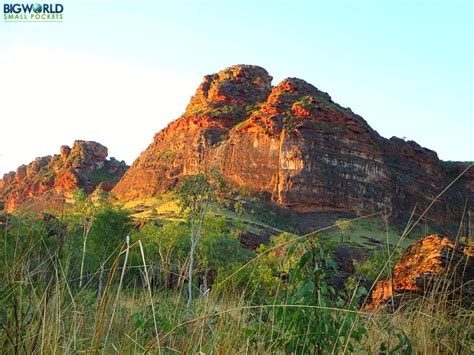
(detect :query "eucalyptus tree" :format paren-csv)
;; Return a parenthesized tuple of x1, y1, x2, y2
(178, 168, 225, 307)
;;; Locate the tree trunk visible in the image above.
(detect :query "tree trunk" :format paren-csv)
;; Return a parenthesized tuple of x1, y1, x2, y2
(79, 217, 92, 288)
(97, 261, 105, 300)
(176, 260, 188, 289)
(187, 239, 196, 307)
(468, 210, 472, 243)
(202, 268, 209, 297)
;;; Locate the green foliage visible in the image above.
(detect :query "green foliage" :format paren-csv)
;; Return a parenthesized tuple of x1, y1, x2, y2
(214, 261, 276, 304)
(257, 233, 302, 275)
(211, 233, 297, 302)
(291, 94, 352, 116)
(159, 150, 176, 161)
(61, 190, 132, 284)
(234, 201, 245, 216)
(294, 95, 314, 110)
(319, 217, 415, 250)
(130, 214, 253, 295)
(40, 166, 56, 183)
(441, 161, 474, 184)
(0, 207, 471, 353)
(335, 219, 352, 231)
(211, 105, 240, 116)
(184, 104, 241, 118)
(86, 204, 132, 267)
(246, 200, 299, 233)
(87, 166, 117, 185)
(198, 215, 253, 272)
(264, 236, 367, 353)
(244, 103, 260, 113)
(0, 185, 471, 353)
(356, 247, 403, 282)
(313, 94, 351, 114)
(0, 214, 52, 276)
(378, 325, 413, 354)
(233, 119, 252, 130)
(131, 221, 190, 288)
(177, 169, 228, 305)
(177, 168, 226, 221)
(70, 188, 92, 213)
(335, 219, 354, 242)
(283, 114, 301, 131)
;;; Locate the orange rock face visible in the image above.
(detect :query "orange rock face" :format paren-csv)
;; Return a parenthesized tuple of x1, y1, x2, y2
(112, 64, 472, 232)
(0, 141, 128, 212)
(366, 234, 474, 310)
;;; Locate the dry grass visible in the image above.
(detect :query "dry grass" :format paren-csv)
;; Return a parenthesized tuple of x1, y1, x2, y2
(0, 241, 472, 353)
(1, 167, 472, 353)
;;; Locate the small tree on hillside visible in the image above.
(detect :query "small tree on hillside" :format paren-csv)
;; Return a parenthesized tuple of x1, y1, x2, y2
(178, 168, 225, 307)
(335, 219, 353, 242)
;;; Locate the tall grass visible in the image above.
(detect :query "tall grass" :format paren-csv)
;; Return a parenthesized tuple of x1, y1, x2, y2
(0, 215, 471, 354)
(1, 165, 472, 353)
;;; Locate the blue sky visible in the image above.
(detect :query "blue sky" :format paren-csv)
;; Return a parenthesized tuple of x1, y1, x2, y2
(0, 0, 472, 174)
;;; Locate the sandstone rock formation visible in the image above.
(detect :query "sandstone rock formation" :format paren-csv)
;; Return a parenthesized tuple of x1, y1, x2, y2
(112, 64, 472, 232)
(0, 141, 128, 212)
(366, 234, 473, 310)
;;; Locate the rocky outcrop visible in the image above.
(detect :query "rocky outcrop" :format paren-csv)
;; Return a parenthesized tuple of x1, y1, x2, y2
(0, 141, 128, 212)
(366, 234, 474, 310)
(111, 64, 472, 231)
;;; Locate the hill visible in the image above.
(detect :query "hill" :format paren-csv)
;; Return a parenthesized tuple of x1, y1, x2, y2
(0, 140, 128, 212)
(113, 64, 472, 233)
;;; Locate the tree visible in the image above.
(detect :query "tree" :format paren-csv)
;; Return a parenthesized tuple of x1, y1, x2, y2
(178, 169, 225, 307)
(197, 215, 252, 293)
(269, 237, 366, 353)
(335, 219, 353, 242)
(76, 190, 95, 288)
(63, 189, 132, 291)
(131, 221, 190, 289)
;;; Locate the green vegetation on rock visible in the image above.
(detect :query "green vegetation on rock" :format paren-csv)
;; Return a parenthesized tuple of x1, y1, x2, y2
(87, 166, 118, 184)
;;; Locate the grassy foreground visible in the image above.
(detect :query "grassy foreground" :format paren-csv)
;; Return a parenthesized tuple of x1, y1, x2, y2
(0, 209, 473, 354)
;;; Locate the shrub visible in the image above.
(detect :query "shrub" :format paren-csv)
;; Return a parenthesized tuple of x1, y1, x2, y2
(356, 247, 403, 282)
(267, 236, 367, 353)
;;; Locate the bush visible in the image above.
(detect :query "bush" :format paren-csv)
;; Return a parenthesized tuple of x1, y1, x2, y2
(266, 236, 367, 353)
(356, 247, 403, 283)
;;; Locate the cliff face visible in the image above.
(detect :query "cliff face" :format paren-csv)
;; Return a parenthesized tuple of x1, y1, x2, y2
(0, 141, 128, 212)
(112, 64, 472, 229)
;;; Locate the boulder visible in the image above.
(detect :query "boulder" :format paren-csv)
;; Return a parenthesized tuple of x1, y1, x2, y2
(60, 145, 71, 160)
(365, 234, 473, 310)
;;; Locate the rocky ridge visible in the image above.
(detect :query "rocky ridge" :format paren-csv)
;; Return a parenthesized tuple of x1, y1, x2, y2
(0, 141, 128, 212)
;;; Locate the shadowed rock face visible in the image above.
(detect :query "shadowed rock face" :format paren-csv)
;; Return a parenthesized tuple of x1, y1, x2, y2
(0, 141, 128, 212)
(366, 234, 474, 310)
(111, 64, 472, 230)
